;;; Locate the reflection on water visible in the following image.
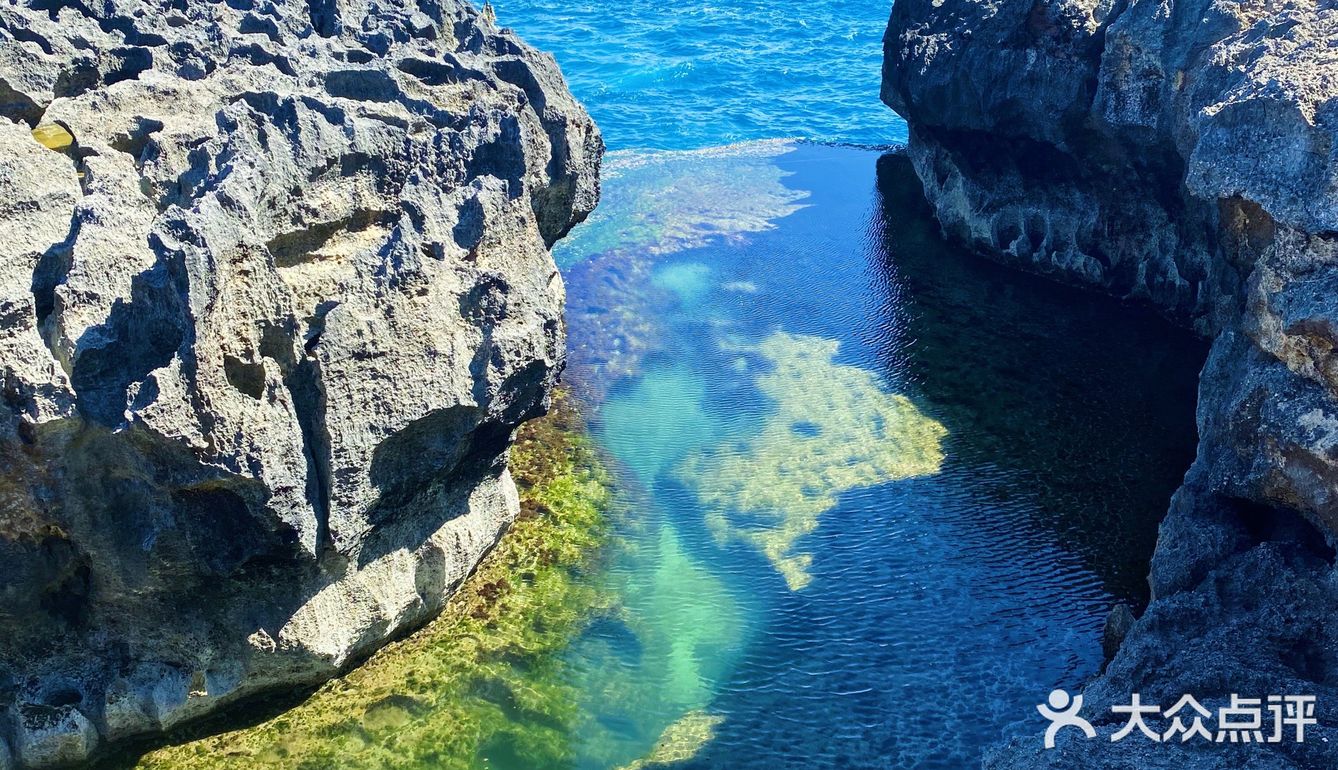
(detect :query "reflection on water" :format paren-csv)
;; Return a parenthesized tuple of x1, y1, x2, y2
(555, 142, 1204, 769)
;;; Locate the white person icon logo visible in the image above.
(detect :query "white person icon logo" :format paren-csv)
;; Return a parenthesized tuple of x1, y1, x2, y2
(1038, 689, 1097, 749)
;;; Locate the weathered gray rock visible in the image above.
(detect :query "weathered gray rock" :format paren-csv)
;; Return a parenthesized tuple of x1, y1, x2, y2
(885, 0, 1337, 767)
(0, 0, 600, 765)
(11, 706, 98, 770)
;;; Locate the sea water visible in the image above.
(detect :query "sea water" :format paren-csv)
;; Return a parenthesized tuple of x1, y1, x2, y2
(482, 3, 1207, 766)
(519, 142, 1203, 769)
(492, 0, 904, 150)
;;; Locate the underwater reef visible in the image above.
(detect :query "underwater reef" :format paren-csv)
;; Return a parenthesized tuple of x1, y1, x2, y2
(885, 1, 1338, 767)
(681, 331, 946, 590)
(0, 0, 600, 766)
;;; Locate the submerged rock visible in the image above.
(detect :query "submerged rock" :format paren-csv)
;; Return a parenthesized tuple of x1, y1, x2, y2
(680, 331, 946, 590)
(885, 1, 1337, 767)
(0, 0, 599, 765)
(617, 710, 725, 770)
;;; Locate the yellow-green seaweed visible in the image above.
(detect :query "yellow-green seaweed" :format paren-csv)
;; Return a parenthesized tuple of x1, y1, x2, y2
(616, 710, 726, 770)
(129, 389, 612, 769)
(679, 331, 947, 590)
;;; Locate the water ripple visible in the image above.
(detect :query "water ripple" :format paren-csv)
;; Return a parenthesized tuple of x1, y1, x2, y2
(552, 143, 1204, 769)
(492, 0, 906, 150)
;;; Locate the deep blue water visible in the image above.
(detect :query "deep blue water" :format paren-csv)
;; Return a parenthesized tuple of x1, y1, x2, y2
(492, 0, 905, 150)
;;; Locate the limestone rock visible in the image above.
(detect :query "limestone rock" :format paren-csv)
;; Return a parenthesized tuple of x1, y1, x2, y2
(10, 705, 98, 769)
(0, 0, 600, 765)
(885, 1, 1337, 766)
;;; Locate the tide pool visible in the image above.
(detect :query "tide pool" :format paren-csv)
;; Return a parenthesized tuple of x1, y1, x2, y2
(124, 144, 1203, 770)
(551, 142, 1205, 769)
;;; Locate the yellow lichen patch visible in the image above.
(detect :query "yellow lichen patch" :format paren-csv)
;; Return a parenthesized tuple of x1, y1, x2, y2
(129, 389, 612, 769)
(617, 710, 726, 770)
(31, 123, 74, 151)
(680, 332, 947, 590)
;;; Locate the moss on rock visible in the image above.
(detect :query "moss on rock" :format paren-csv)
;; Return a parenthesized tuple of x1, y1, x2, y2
(617, 710, 725, 770)
(128, 389, 612, 769)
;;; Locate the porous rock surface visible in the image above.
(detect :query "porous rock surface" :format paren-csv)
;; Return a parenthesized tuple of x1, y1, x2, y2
(0, 0, 599, 765)
(885, 1, 1337, 767)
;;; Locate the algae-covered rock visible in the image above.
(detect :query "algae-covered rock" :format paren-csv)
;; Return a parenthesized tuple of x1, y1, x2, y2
(682, 331, 946, 589)
(127, 392, 612, 769)
(561, 143, 808, 404)
(618, 710, 726, 770)
(0, 0, 600, 764)
(29, 122, 71, 150)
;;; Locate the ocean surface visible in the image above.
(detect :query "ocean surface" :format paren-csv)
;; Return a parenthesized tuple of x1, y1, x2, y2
(492, 0, 905, 150)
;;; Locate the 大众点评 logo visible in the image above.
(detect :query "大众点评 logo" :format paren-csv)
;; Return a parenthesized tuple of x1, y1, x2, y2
(1038, 690, 1318, 749)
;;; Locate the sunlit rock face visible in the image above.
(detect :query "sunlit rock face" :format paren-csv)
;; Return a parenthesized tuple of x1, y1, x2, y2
(0, 0, 600, 765)
(885, 2, 1338, 767)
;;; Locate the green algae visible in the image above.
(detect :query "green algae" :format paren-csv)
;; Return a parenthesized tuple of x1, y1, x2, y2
(560, 142, 809, 406)
(679, 331, 948, 590)
(616, 710, 725, 770)
(131, 390, 612, 770)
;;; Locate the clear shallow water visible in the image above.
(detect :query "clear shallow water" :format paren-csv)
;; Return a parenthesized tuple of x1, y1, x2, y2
(491, 0, 905, 150)
(540, 142, 1206, 769)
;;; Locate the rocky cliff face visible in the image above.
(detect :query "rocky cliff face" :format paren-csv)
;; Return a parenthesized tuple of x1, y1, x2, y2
(885, 1, 1337, 767)
(0, 1, 599, 766)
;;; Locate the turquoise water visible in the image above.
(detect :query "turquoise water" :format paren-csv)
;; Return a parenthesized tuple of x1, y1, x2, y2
(537, 143, 1205, 769)
(492, 0, 904, 150)
(474, 6, 1201, 766)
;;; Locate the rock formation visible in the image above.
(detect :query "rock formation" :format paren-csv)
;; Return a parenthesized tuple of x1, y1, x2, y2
(884, 1, 1337, 767)
(0, 0, 599, 765)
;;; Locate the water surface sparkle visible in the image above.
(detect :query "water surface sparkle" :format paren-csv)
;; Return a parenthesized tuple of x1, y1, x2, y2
(492, 0, 904, 150)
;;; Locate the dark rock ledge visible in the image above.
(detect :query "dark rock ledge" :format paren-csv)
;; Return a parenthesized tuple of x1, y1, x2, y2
(885, 1, 1337, 767)
(0, 1, 600, 766)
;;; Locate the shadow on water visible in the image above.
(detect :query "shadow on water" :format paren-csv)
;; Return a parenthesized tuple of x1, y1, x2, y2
(868, 151, 1207, 607)
(591, 142, 1207, 770)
